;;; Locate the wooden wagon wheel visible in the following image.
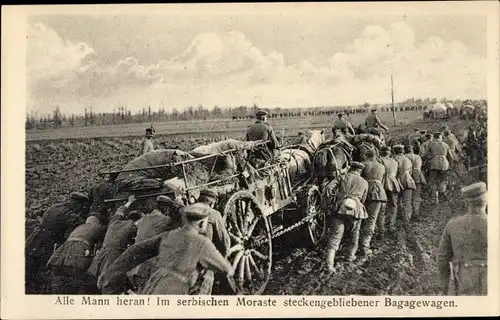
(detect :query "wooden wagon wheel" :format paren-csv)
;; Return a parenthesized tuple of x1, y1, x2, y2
(299, 185, 326, 245)
(222, 190, 272, 295)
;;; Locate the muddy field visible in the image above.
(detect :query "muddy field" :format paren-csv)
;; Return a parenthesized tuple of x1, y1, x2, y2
(25, 113, 480, 295)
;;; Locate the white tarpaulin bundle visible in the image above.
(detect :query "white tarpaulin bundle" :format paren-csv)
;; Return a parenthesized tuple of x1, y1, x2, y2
(432, 103, 447, 113)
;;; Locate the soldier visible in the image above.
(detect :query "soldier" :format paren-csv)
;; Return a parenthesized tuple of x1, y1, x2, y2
(127, 195, 180, 292)
(88, 195, 142, 284)
(419, 133, 433, 177)
(437, 182, 487, 295)
(422, 132, 454, 204)
(326, 162, 369, 273)
(25, 191, 90, 293)
(365, 108, 389, 132)
(99, 204, 234, 294)
(46, 213, 107, 294)
(246, 109, 280, 167)
(138, 127, 155, 156)
(359, 150, 387, 257)
(404, 145, 426, 219)
(440, 125, 459, 145)
(378, 146, 401, 237)
(332, 112, 355, 137)
(443, 130, 462, 159)
(392, 145, 417, 225)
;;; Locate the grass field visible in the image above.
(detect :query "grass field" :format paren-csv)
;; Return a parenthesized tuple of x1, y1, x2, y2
(26, 110, 422, 141)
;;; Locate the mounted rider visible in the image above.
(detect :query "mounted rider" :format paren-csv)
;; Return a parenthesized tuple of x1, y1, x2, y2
(246, 109, 280, 168)
(365, 108, 389, 138)
(332, 112, 355, 137)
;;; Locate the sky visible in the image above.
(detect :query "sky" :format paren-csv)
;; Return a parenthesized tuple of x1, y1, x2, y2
(26, 13, 487, 115)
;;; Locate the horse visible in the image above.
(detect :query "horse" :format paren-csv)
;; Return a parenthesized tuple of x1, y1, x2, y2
(276, 129, 325, 187)
(312, 131, 353, 188)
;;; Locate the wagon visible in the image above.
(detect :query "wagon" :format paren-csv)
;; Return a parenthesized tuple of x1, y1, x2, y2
(101, 140, 327, 295)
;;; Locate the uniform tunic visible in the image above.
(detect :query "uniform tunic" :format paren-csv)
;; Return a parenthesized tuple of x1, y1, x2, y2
(135, 210, 176, 243)
(187, 203, 231, 255)
(437, 211, 487, 295)
(333, 119, 355, 136)
(246, 120, 279, 162)
(99, 227, 232, 294)
(327, 172, 368, 257)
(404, 153, 426, 185)
(25, 202, 85, 293)
(138, 138, 154, 156)
(361, 160, 387, 202)
(379, 156, 402, 193)
(88, 207, 138, 279)
(393, 154, 417, 190)
(47, 221, 106, 294)
(365, 113, 387, 130)
(423, 140, 453, 171)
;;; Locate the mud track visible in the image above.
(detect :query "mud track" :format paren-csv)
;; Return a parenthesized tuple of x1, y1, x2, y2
(26, 118, 478, 295)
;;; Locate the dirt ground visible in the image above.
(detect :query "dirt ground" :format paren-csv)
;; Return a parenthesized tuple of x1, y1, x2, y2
(25, 116, 480, 295)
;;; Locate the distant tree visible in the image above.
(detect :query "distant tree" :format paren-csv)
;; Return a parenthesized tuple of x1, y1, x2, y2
(52, 106, 62, 128)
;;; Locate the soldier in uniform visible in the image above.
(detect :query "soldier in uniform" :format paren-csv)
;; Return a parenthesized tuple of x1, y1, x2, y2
(392, 145, 417, 226)
(443, 130, 462, 159)
(404, 145, 426, 219)
(359, 150, 387, 257)
(25, 191, 90, 293)
(138, 127, 155, 156)
(332, 112, 355, 137)
(365, 108, 389, 132)
(47, 213, 107, 294)
(422, 132, 454, 204)
(419, 133, 433, 177)
(377, 146, 401, 237)
(326, 162, 369, 273)
(88, 195, 142, 285)
(246, 109, 280, 167)
(127, 195, 180, 292)
(440, 125, 459, 145)
(99, 204, 234, 294)
(437, 182, 487, 295)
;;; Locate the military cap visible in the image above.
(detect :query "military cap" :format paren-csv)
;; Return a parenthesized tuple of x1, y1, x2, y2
(443, 129, 450, 135)
(157, 195, 173, 204)
(146, 128, 153, 133)
(337, 111, 344, 116)
(413, 128, 420, 131)
(350, 161, 365, 170)
(433, 132, 442, 138)
(440, 125, 449, 131)
(181, 203, 209, 221)
(199, 189, 218, 201)
(461, 182, 487, 200)
(380, 146, 391, 152)
(256, 109, 268, 116)
(393, 144, 404, 151)
(425, 133, 432, 138)
(70, 191, 90, 202)
(371, 107, 378, 112)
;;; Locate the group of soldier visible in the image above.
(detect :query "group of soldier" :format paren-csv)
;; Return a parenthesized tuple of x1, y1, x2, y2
(25, 108, 487, 296)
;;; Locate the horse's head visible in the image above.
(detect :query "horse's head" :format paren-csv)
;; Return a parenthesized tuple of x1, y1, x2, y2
(304, 129, 325, 151)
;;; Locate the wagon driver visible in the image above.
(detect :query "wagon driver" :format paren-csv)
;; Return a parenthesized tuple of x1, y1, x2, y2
(365, 108, 389, 136)
(246, 109, 280, 167)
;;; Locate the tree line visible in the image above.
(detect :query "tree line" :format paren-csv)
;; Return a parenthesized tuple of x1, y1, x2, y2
(25, 97, 480, 130)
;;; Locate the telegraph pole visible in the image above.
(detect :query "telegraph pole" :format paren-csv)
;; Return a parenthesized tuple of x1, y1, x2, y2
(391, 74, 397, 126)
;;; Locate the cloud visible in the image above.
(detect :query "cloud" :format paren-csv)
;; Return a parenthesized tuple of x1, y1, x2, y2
(27, 22, 486, 114)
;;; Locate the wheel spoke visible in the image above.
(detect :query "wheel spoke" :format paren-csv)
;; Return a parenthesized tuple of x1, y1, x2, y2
(246, 216, 260, 237)
(247, 253, 262, 277)
(251, 249, 268, 261)
(230, 211, 243, 237)
(226, 244, 244, 257)
(238, 254, 246, 291)
(232, 250, 245, 270)
(244, 253, 253, 282)
(228, 231, 242, 244)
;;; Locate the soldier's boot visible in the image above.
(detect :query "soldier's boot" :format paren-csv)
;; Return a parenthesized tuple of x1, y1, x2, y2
(326, 249, 337, 274)
(346, 247, 357, 263)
